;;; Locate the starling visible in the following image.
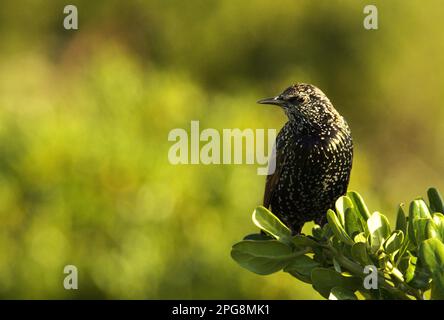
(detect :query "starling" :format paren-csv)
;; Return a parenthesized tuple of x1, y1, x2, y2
(258, 83, 353, 234)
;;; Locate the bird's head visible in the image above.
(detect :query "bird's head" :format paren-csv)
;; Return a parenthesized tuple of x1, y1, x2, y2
(258, 83, 340, 126)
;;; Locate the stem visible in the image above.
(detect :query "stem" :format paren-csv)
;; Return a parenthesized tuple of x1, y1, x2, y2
(325, 245, 417, 300)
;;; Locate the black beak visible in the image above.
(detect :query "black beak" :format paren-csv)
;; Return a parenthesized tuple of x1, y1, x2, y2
(257, 96, 285, 106)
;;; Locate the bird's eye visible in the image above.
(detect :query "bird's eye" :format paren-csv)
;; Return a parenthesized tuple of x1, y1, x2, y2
(286, 95, 306, 104)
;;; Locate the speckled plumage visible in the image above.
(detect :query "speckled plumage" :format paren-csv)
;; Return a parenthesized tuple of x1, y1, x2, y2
(258, 83, 353, 234)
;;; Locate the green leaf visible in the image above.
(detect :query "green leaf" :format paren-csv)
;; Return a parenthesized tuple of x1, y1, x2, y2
(408, 255, 431, 290)
(333, 258, 342, 273)
(398, 253, 429, 290)
(252, 206, 292, 245)
(410, 199, 432, 220)
(428, 213, 444, 242)
(353, 232, 367, 243)
(418, 238, 444, 296)
(383, 230, 404, 255)
(431, 269, 444, 300)
(335, 196, 354, 225)
(347, 191, 371, 220)
(243, 233, 273, 241)
(367, 212, 391, 253)
(284, 255, 321, 284)
(395, 233, 410, 267)
(428, 187, 444, 214)
(398, 254, 415, 282)
(311, 268, 361, 299)
(292, 235, 319, 248)
(327, 209, 354, 246)
(328, 287, 357, 300)
(396, 204, 407, 234)
(426, 219, 440, 241)
(344, 207, 363, 238)
(433, 213, 444, 225)
(408, 199, 432, 246)
(351, 242, 371, 265)
(414, 218, 432, 244)
(231, 240, 294, 275)
(419, 238, 444, 275)
(433, 212, 444, 224)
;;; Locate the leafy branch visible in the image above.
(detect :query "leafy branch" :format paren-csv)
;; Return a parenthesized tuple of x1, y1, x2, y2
(231, 188, 444, 300)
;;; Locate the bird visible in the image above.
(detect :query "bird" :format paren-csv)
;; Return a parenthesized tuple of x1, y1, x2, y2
(258, 83, 353, 234)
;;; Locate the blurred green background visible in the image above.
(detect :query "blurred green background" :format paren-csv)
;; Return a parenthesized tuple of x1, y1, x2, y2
(0, 0, 443, 299)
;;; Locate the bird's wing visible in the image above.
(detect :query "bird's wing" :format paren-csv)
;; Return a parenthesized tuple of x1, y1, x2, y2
(263, 131, 315, 209)
(263, 142, 288, 208)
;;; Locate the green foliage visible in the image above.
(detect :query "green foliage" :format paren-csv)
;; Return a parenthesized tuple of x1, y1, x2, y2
(252, 206, 293, 246)
(231, 188, 444, 300)
(231, 240, 296, 275)
(2, 0, 444, 300)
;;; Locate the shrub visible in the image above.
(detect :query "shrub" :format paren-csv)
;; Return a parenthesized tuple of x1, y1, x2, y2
(231, 188, 444, 300)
